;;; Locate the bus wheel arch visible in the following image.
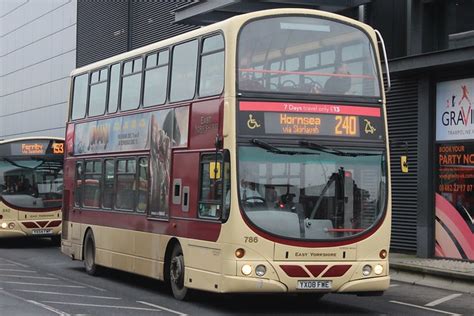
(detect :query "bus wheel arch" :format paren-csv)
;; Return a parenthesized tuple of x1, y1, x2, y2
(166, 240, 189, 300)
(83, 228, 101, 276)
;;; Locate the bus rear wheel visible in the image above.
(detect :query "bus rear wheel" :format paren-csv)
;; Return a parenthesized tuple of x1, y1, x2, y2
(83, 230, 100, 276)
(169, 244, 188, 300)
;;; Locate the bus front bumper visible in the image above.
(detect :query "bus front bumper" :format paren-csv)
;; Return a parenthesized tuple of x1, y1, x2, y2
(220, 275, 288, 293)
(217, 274, 389, 294)
(0, 229, 27, 238)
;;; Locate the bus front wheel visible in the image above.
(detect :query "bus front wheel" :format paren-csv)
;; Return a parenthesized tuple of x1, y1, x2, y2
(83, 230, 100, 276)
(169, 244, 188, 300)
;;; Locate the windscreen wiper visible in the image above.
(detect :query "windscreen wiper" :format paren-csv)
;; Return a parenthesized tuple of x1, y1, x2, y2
(299, 141, 381, 157)
(251, 139, 317, 156)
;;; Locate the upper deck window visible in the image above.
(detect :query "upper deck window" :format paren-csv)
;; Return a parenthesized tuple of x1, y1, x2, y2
(170, 40, 198, 102)
(143, 50, 169, 107)
(121, 58, 143, 111)
(238, 16, 380, 98)
(199, 34, 225, 97)
(71, 74, 88, 120)
(108, 63, 120, 113)
(89, 68, 108, 117)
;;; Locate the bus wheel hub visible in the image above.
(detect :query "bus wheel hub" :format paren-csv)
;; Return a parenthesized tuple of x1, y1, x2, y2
(170, 255, 184, 284)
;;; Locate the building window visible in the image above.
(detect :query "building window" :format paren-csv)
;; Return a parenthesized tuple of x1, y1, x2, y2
(89, 68, 108, 117)
(199, 34, 225, 97)
(121, 58, 143, 111)
(170, 40, 198, 102)
(71, 74, 88, 120)
(144, 50, 169, 107)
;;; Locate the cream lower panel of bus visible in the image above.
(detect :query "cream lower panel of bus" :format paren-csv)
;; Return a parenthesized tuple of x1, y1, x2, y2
(89, 224, 165, 280)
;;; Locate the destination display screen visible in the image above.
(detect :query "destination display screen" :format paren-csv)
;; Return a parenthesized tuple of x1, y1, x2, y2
(238, 101, 384, 140)
(0, 140, 64, 157)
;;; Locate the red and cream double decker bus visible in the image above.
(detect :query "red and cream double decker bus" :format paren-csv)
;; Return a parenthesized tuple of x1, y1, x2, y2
(62, 8, 391, 300)
(0, 137, 64, 243)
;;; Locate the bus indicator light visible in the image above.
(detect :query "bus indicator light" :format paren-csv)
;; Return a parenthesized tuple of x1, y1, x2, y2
(235, 248, 245, 258)
(379, 249, 387, 259)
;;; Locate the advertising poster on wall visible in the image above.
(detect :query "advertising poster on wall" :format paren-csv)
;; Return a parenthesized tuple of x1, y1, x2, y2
(436, 143, 474, 260)
(436, 78, 474, 261)
(436, 78, 474, 141)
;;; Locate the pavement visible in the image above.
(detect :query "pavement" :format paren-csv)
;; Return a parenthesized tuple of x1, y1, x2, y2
(389, 252, 474, 294)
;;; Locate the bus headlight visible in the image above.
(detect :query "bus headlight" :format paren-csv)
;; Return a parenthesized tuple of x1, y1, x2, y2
(362, 265, 372, 276)
(8, 223, 15, 229)
(241, 264, 252, 276)
(1, 223, 7, 229)
(374, 264, 384, 275)
(255, 265, 266, 277)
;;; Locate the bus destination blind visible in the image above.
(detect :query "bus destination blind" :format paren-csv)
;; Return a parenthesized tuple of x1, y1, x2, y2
(238, 101, 384, 140)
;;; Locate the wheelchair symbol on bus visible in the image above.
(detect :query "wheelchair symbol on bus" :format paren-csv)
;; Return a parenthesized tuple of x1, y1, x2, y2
(247, 114, 261, 129)
(364, 119, 376, 134)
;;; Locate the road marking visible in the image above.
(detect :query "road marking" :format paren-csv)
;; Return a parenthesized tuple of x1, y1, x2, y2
(390, 300, 461, 316)
(15, 289, 121, 300)
(425, 294, 463, 307)
(0, 274, 57, 280)
(138, 301, 187, 316)
(0, 288, 69, 315)
(0, 281, 85, 288)
(42, 301, 161, 311)
(0, 263, 16, 266)
(27, 300, 71, 316)
(47, 273, 107, 292)
(389, 284, 400, 287)
(0, 268, 36, 273)
(0, 258, 29, 268)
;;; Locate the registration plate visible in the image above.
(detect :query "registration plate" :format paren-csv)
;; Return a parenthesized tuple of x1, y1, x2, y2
(297, 280, 332, 290)
(32, 229, 53, 235)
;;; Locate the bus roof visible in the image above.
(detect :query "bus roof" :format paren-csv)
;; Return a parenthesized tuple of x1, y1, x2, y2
(70, 8, 376, 77)
(0, 137, 65, 145)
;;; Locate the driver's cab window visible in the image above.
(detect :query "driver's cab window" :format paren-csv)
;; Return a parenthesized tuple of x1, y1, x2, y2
(199, 154, 225, 219)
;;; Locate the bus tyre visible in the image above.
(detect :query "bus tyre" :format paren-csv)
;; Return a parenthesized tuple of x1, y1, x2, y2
(84, 230, 100, 276)
(169, 244, 188, 300)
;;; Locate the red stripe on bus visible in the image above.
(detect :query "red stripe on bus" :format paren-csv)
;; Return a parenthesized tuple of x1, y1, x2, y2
(327, 228, 365, 233)
(322, 265, 352, 277)
(46, 220, 62, 228)
(239, 68, 375, 80)
(239, 101, 381, 117)
(280, 265, 309, 278)
(22, 222, 39, 229)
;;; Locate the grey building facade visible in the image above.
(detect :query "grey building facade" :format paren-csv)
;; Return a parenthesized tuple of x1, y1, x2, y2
(0, 0, 76, 138)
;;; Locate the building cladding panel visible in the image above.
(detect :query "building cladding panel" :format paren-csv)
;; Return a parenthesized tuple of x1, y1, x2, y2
(76, 0, 198, 67)
(386, 75, 419, 252)
(0, 0, 76, 138)
(130, 0, 198, 50)
(76, 0, 129, 67)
